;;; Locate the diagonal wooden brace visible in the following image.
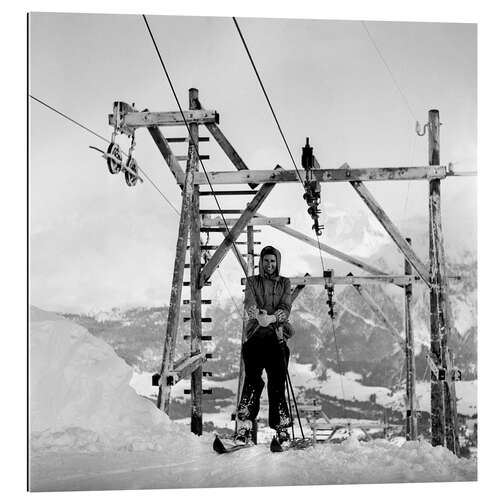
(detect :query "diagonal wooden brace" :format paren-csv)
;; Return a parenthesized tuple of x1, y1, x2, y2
(348, 176, 430, 287)
(291, 273, 310, 303)
(198, 167, 281, 287)
(196, 98, 258, 189)
(257, 211, 388, 278)
(148, 125, 185, 185)
(161, 353, 207, 387)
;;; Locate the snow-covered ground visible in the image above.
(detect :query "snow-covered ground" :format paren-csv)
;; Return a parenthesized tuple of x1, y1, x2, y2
(29, 307, 477, 492)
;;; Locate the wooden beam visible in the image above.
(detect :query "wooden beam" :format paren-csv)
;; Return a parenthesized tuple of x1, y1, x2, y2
(157, 135, 196, 414)
(404, 237, 417, 441)
(257, 212, 387, 276)
(188, 89, 203, 436)
(241, 274, 424, 286)
(148, 125, 185, 184)
(161, 353, 206, 386)
(197, 98, 258, 189)
(192, 165, 448, 185)
(427, 109, 459, 453)
(348, 179, 430, 286)
(198, 169, 280, 287)
(109, 109, 219, 128)
(202, 216, 290, 227)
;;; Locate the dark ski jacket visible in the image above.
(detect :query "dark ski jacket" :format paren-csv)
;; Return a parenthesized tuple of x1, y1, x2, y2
(243, 245, 294, 342)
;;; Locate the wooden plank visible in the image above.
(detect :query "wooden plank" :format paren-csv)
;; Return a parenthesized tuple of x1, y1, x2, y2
(188, 88, 203, 436)
(352, 283, 404, 348)
(200, 209, 244, 214)
(202, 216, 290, 227)
(404, 237, 417, 441)
(199, 190, 258, 196)
(148, 125, 185, 184)
(196, 99, 258, 189)
(166, 136, 209, 142)
(162, 353, 206, 386)
(176, 154, 210, 161)
(109, 109, 219, 128)
(349, 179, 430, 286)
(198, 173, 279, 287)
(192, 165, 448, 185)
(257, 211, 387, 277)
(241, 275, 421, 286)
(157, 136, 196, 414)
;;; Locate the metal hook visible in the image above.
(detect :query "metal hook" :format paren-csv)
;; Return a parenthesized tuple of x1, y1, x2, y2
(415, 121, 429, 137)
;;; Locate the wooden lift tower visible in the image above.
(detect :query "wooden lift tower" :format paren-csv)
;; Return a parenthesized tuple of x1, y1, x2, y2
(108, 90, 474, 454)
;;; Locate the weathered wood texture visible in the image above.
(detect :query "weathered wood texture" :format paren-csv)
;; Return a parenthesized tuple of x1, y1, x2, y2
(202, 216, 290, 227)
(428, 109, 459, 453)
(148, 125, 185, 184)
(198, 171, 279, 287)
(404, 238, 417, 440)
(157, 132, 196, 414)
(257, 211, 386, 277)
(349, 180, 430, 286)
(110, 109, 219, 128)
(242, 274, 424, 286)
(188, 89, 203, 435)
(192, 166, 448, 185)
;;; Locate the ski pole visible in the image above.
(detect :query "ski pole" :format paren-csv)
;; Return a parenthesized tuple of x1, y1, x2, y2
(277, 325, 305, 440)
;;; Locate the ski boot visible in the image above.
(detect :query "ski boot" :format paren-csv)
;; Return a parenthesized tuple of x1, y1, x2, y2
(234, 419, 253, 444)
(270, 428, 291, 452)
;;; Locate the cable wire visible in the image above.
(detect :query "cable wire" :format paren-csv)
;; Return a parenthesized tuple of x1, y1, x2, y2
(29, 94, 181, 216)
(361, 21, 417, 122)
(232, 17, 304, 187)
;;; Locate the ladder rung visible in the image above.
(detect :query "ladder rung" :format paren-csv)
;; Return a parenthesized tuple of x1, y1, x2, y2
(165, 137, 209, 143)
(200, 228, 262, 233)
(183, 299, 212, 304)
(183, 335, 213, 340)
(187, 245, 217, 250)
(199, 190, 257, 196)
(200, 210, 244, 214)
(183, 317, 212, 322)
(176, 155, 210, 161)
(183, 281, 211, 286)
(203, 389, 212, 395)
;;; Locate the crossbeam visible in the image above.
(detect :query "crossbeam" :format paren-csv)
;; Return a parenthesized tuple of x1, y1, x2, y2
(241, 275, 426, 286)
(201, 216, 290, 227)
(192, 166, 448, 185)
(109, 109, 219, 128)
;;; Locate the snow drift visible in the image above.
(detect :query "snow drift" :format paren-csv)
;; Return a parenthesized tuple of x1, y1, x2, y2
(29, 306, 476, 491)
(29, 306, 201, 453)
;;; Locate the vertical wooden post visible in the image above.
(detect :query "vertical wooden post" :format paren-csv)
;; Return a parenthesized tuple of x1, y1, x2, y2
(157, 124, 196, 414)
(404, 237, 417, 440)
(189, 88, 203, 435)
(428, 109, 458, 453)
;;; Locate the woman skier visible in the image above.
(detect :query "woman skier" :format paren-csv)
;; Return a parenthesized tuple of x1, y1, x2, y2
(235, 245, 294, 447)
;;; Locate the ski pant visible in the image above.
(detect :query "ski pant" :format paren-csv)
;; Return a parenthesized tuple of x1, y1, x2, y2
(236, 328, 291, 430)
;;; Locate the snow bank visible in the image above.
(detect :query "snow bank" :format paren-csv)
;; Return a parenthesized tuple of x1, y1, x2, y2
(29, 306, 201, 453)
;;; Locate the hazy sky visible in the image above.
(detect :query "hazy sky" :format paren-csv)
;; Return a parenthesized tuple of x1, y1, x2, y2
(29, 13, 476, 312)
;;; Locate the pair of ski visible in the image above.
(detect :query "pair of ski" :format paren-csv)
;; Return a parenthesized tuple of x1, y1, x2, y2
(213, 434, 313, 454)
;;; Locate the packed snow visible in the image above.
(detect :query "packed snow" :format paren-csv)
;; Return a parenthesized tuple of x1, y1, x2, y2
(29, 306, 476, 492)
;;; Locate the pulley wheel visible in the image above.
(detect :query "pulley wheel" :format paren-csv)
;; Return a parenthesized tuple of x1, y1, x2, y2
(124, 157, 138, 187)
(107, 142, 122, 174)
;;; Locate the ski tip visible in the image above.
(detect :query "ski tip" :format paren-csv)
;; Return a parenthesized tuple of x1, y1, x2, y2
(213, 435, 227, 454)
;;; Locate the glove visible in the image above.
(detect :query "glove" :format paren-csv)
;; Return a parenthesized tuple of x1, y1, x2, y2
(247, 305, 258, 319)
(256, 311, 276, 327)
(275, 309, 286, 323)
